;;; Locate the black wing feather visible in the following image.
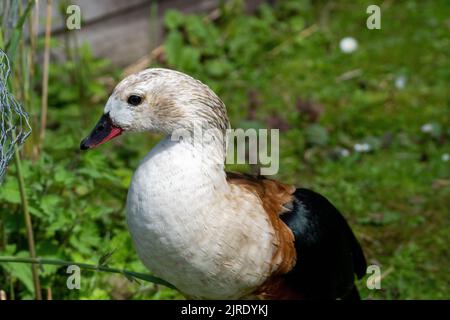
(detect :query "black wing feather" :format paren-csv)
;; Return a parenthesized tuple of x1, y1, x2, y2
(280, 188, 367, 300)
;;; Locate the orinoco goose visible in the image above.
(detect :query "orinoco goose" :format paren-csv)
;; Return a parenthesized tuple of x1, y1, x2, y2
(80, 68, 367, 299)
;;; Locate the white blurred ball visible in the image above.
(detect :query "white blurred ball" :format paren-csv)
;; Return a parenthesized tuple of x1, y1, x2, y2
(421, 123, 434, 133)
(354, 143, 371, 153)
(339, 148, 350, 157)
(340, 37, 358, 53)
(395, 75, 407, 89)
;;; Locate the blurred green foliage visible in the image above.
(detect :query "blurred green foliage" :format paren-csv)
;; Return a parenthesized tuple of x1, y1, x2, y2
(0, 0, 449, 299)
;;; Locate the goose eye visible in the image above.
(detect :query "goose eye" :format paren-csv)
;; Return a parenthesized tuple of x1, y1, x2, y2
(127, 95, 142, 106)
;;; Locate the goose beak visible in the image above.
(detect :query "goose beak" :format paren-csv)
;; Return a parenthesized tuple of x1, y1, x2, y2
(80, 113, 123, 150)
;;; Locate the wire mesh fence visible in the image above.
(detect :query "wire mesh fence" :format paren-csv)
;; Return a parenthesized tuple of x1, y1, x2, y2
(0, 49, 32, 182)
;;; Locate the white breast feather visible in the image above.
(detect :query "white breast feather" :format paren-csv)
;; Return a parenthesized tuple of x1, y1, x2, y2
(126, 137, 276, 299)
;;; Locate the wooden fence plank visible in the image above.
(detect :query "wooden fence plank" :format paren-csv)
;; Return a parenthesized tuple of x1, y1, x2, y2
(40, 0, 267, 66)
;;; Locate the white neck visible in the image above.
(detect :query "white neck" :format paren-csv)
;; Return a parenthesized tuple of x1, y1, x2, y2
(148, 134, 228, 193)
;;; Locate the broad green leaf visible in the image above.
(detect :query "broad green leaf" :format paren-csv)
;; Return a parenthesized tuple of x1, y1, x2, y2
(164, 10, 185, 30)
(0, 179, 21, 204)
(0, 251, 34, 293)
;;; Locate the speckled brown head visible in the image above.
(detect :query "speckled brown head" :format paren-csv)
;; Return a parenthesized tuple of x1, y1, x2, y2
(80, 68, 229, 150)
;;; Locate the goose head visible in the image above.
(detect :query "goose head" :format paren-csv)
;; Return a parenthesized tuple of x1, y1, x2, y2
(80, 68, 229, 150)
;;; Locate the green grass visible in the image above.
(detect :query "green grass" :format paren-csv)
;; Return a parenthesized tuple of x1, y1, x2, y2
(0, 0, 449, 299)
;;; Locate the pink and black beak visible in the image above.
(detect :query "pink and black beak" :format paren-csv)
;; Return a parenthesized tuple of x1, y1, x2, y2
(80, 113, 123, 150)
